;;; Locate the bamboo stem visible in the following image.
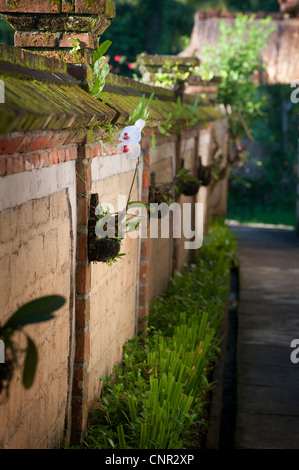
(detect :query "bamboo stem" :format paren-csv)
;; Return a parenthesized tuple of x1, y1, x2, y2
(126, 158, 140, 211)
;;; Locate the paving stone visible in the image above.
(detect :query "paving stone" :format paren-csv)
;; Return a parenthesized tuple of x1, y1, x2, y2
(237, 344, 299, 389)
(230, 224, 299, 449)
(237, 384, 299, 416)
(235, 413, 299, 449)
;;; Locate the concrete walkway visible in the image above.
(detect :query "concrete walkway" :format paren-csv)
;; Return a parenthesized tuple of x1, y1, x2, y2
(229, 223, 299, 449)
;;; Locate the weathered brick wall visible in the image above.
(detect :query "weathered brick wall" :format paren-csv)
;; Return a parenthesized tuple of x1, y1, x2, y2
(0, 17, 224, 446)
(148, 141, 175, 300)
(145, 126, 215, 301)
(208, 120, 230, 220)
(0, 162, 77, 448)
(198, 127, 213, 234)
(89, 156, 140, 401)
(174, 132, 199, 273)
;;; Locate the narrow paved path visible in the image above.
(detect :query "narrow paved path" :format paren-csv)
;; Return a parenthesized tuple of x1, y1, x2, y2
(229, 224, 299, 449)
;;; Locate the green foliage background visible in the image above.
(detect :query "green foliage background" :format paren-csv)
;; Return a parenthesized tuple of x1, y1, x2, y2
(0, 14, 14, 45)
(101, 0, 279, 68)
(0, 1, 297, 227)
(0, 1, 280, 68)
(228, 85, 298, 227)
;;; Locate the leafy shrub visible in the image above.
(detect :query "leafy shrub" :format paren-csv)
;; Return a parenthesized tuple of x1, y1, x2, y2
(82, 219, 237, 449)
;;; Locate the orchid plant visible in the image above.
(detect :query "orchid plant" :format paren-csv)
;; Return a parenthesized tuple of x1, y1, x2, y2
(116, 118, 145, 162)
(94, 94, 155, 266)
(88, 39, 156, 265)
(90, 39, 112, 101)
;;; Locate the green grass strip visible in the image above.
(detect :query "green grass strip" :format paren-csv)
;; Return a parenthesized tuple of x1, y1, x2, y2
(79, 218, 237, 450)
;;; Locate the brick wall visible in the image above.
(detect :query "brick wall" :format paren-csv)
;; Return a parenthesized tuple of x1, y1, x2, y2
(89, 163, 139, 402)
(0, 30, 223, 447)
(0, 164, 77, 448)
(148, 141, 175, 300)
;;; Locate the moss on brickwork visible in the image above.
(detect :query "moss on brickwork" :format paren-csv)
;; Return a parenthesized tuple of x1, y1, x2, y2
(1, 0, 61, 13)
(36, 15, 102, 32)
(4, 15, 36, 31)
(0, 76, 115, 134)
(0, 44, 222, 136)
(0, 43, 67, 74)
(29, 48, 88, 65)
(104, 0, 115, 19)
(103, 74, 223, 128)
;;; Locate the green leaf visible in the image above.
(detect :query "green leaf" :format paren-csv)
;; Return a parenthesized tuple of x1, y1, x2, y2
(128, 201, 152, 211)
(5, 295, 65, 329)
(128, 92, 155, 125)
(92, 40, 112, 63)
(158, 126, 171, 137)
(22, 335, 38, 389)
(126, 220, 141, 233)
(151, 130, 156, 152)
(70, 38, 81, 51)
(175, 168, 189, 179)
(117, 425, 127, 449)
(71, 38, 80, 46)
(91, 61, 110, 97)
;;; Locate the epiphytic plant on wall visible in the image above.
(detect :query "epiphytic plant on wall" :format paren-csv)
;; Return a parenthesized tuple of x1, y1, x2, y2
(88, 95, 155, 265)
(148, 171, 175, 219)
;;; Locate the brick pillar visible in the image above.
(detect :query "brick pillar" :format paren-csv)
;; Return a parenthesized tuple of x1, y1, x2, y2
(172, 134, 182, 273)
(190, 130, 200, 264)
(0, 0, 115, 64)
(138, 149, 151, 333)
(71, 142, 92, 444)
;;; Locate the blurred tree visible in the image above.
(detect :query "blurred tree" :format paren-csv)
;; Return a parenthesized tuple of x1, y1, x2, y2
(101, 0, 280, 77)
(227, 0, 279, 10)
(0, 15, 14, 45)
(0, 2, 280, 63)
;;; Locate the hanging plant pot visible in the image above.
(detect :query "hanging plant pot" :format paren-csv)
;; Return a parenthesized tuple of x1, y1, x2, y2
(148, 172, 174, 219)
(198, 158, 212, 186)
(175, 173, 201, 196)
(180, 177, 201, 196)
(89, 237, 121, 263)
(88, 194, 123, 263)
(174, 163, 201, 197)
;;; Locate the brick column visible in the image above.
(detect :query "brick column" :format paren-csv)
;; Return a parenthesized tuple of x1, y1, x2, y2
(0, 0, 115, 64)
(138, 148, 151, 333)
(71, 142, 92, 444)
(172, 133, 182, 273)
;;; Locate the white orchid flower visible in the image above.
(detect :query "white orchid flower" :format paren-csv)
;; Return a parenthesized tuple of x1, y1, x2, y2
(117, 142, 141, 160)
(134, 119, 146, 131)
(95, 204, 103, 216)
(119, 125, 141, 145)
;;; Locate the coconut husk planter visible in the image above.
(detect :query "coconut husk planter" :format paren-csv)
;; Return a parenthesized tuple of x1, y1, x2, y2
(198, 158, 212, 187)
(88, 194, 124, 263)
(180, 177, 201, 196)
(148, 172, 175, 219)
(174, 161, 201, 197)
(175, 172, 201, 196)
